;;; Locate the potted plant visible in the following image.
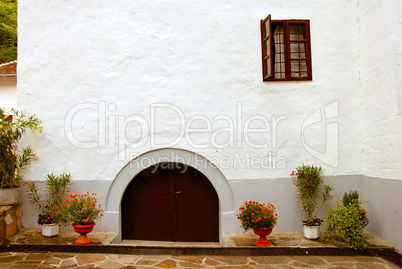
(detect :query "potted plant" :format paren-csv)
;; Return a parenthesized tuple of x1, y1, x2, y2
(26, 173, 72, 237)
(342, 190, 369, 227)
(56, 192, 104, 245)
(0, 108, 42, 205)
(291, 164, 333, 239)
(322, 190, 369, 249)
(236, 201, 278, 246)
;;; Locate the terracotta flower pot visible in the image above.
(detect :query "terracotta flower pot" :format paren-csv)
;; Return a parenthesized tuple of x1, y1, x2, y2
(253, 226, 274, 247)
(73, 222, 96, 245)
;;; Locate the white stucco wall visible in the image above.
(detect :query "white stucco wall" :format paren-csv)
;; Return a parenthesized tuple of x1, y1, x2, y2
(358, 0, 402, 178)
(18, 0, 365, 181)
(17, 0, 402, 249)
(0, 76, 17, 108)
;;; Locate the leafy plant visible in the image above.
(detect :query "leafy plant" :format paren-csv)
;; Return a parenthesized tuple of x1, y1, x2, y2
(236, 201, 278, 231)
(343, 190, 359, 206)
(0, 108, 42, 188)
(27, 173, 72, 224)
(291, 164, 333, 226)
(322, 196, 369, 250)
(56, 193, 104, 226)
(343, 190, 369, 227)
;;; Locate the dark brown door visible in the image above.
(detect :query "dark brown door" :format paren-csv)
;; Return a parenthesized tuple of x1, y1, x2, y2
(122, 162, 219, 242)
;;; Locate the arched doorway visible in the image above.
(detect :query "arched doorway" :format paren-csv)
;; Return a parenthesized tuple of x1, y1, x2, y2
(121, 162, 219, 242)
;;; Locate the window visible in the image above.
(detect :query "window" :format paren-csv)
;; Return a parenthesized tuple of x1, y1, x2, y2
(261, 14, 312, 81)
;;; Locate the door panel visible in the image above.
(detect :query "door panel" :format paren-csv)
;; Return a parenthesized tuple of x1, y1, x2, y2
(174, 167, 219, 242)
(121, 162, 219, 242)
(122, 165, 176, 241)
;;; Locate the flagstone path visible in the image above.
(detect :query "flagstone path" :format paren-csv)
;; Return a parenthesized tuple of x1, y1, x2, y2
(0, 229, 400, 268)
(0, 251, 400, 268)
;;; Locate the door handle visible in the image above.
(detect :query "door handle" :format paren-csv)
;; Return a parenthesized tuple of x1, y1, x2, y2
(175, 191, 181, 194)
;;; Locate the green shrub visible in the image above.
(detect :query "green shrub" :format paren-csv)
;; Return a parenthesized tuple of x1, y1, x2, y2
(343, 190, 360, 206)
(322, 197, 368, 249)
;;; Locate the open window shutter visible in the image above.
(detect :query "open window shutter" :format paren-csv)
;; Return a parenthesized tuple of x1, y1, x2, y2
(261, 14, 273, 80)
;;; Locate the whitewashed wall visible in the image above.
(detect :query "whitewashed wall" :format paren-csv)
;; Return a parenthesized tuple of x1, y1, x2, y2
(18, 0, 365, 180)
(0, 77, 17, 108)
(17, 0, 402, 250)
(358, 0, 402, 178)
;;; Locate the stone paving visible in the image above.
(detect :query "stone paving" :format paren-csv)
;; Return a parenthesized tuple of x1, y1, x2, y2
(0, 252, 400, 269)
(0, 229, 400, 268)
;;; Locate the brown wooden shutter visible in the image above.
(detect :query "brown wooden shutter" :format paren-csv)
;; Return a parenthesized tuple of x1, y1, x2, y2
(261, 14, 273, 80)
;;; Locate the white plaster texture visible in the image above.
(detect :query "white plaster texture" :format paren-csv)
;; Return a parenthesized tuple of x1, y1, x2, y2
(357, 0, 402, 178)
(16, 0, 402, 250)
(0, 77, 17, 108)
(17, 0, 368, 182)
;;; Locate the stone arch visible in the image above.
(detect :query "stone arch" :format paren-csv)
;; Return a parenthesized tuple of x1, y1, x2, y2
(105, 148, 235, 242)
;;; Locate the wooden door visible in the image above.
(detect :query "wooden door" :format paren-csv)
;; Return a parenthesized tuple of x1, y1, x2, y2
(122, 162, 219, 242)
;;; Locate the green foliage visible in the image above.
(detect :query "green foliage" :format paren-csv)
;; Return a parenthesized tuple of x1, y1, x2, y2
(236, 201, 278, 231)
(27, 173, 72, 224)
(343, 190, 360, 206)
(292, 164, 333, 226)
(0, 0, 18, 63)
(56, 193, 104, 226)
(343, 190, 369, 227)
(322, 198, 369, 250)
(0, 107, 42, 188)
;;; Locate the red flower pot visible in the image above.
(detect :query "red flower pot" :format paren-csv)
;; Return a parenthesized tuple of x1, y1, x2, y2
(253, 226, 274, 247)
(73, 222, 96, 245)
